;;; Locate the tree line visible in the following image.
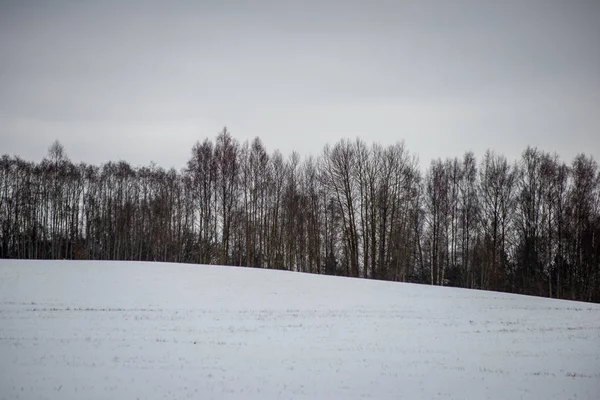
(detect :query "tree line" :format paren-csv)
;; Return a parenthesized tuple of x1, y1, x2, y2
(1, 129, 599, 302)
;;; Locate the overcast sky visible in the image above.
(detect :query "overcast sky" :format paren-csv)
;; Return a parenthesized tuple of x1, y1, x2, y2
(1, 0, 599, 170)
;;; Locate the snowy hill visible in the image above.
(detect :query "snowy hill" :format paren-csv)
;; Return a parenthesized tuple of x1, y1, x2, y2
(1, 260, 599, 399)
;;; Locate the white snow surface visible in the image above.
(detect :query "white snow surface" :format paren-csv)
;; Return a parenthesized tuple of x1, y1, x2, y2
(1, 260, 599, 400)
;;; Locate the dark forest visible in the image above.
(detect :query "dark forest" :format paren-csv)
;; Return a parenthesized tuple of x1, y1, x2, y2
(2, 129, 599, 302)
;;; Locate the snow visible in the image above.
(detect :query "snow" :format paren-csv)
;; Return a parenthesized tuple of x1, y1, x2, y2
(1, 260, 599, 399)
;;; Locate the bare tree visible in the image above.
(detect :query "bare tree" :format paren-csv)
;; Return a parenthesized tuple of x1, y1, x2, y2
(321, 140, 360, 277)
(214, 128, 239, 265)
(478, 150, 517, 291)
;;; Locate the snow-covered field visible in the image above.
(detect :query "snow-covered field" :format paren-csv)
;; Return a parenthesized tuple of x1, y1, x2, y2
(0, 260, 599, 399)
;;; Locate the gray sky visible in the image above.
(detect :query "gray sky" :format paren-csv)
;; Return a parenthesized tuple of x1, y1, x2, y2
(1, 0, 599, 170)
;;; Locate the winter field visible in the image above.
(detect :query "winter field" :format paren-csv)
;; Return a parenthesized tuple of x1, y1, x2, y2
(0, 260, 599, 399)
